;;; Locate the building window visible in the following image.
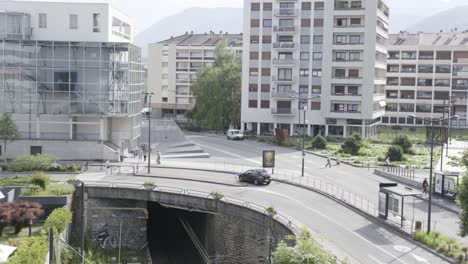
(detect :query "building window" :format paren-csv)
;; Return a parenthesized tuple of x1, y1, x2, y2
(249, 68, 258, 76)
(314, 2, 325, 10)
(39, 13, 47, 28)
(251, 35, 259, 44)
(261, 100, 270, 108)
(263, 19, 272, 27)
(349, 52, 361, 61)
(249, 84, 258, 92)
(313, 35, 323, 44)
(263, 3, 273, 11)
(262, 68, 271, 76)
(251, 19, 260, 27)
(300, 69, 309, 77)
(162, 62, 168, 67)
(302, 2, 312, 10)
(251, 3, 260, 11)
(312, 69, 322, 77)
(350, 18, 362, 26)
(314, 19, 324, 27)
(249, 100, 258, 108)
(349, 35, 361, 44)
(30, 146, 42, 155)
(300, 52, 310, 61)
(69, 14, 78, 30)
(93, 13, 101, 32)
(311, 102, 321, 110)
(313, 52, 322, 61)
(262, 52, 271, 60)
(250, 52, 259, 60)
(301, 19, 311, 27)
(299, 35, 309, 44)
(334, 69, 346, 78)
(162, 73, 168, 79)
(278, 68, 292, 80)
(348, 69, 359, 78)
(262, 35, 272, 44)
(261, 84, 270, 92)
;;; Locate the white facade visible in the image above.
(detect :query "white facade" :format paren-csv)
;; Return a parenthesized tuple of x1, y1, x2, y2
(147, 33, 243, 119)
(0, 0, 132, 42)
(384, 32, 468, 128)
(241, 0, 389, 138)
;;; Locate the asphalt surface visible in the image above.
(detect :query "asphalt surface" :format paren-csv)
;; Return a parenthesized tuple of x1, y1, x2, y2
(87, 173, 451, 264)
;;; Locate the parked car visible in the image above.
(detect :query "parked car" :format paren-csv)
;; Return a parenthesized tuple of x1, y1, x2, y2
(227, 129, 244, 140)
(238, 169, 271, 185)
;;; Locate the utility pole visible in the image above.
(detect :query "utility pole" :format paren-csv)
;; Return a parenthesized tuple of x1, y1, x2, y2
(143, 92, 155, 174)
(428, 122, 434, 234)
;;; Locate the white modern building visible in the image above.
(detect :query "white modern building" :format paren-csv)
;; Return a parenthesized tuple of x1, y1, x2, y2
(0, 1, 144, 161)
(384, 32, 468, 128)
(147, 32, 243, 119)
(241, 0, 389, 138)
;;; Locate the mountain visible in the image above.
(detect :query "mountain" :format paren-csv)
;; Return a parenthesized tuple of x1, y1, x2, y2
(406, 6, 468, 33)
(389, 14, 424, 33)
(135, 7, 243, 58)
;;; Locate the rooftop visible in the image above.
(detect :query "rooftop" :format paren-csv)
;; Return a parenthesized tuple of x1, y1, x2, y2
(157, 32, 243, 47)
(390, 32, 468, 46)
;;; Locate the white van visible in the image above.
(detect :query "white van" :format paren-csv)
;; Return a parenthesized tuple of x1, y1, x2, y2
(226, 129, 244, 140)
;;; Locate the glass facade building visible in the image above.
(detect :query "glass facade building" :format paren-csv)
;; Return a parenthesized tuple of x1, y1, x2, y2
(0, 40, 144, 117)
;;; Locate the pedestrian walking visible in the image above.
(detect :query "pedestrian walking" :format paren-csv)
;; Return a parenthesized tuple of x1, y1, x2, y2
(143, 153, 147, 162)
(138, 150, 143, 162)
(105, 160, 110, 175)
(336, 156, 340, 166)
(325, 157, 332, 168)
(156, 151, 161, 165)
(423, 178, 428, 195)
(385, 158, 390, 167)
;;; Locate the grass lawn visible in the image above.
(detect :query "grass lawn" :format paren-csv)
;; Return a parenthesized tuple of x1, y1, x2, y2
(0, 177, 32, 187)
(0, 223, 43, 246)
(0, 176, 74, 196)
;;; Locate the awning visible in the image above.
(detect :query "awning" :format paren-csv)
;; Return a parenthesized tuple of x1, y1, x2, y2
(0, 244, 17, 263)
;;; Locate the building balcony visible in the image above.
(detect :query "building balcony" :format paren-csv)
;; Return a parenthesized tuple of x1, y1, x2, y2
(334, 1, 364, 10)
(271, 91, 294, 100)
(272, 76, 297, 83)
(273, 26, 296, 33)
(272, 58, 296, 66)
(271, 108, 296, 115)
(274, 9, 299, 17)
(273, 42, 295, 50)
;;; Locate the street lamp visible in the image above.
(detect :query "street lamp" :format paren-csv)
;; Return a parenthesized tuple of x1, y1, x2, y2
(409, 114, 459, 234)
(143, 92, 155, 174)
(289, 94, 321, 177)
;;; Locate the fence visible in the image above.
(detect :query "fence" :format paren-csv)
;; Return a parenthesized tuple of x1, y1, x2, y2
(385, 165, 416, 179)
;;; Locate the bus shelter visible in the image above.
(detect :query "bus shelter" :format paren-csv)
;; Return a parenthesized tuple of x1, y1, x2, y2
(378, 183, 421, 228)
(434, 171, 460, 199)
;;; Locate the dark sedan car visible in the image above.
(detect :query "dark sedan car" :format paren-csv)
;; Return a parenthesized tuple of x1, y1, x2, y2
(238, 169, 271, 185)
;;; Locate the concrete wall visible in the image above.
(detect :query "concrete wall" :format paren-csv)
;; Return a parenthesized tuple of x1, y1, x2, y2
(0, 139, 119, 161)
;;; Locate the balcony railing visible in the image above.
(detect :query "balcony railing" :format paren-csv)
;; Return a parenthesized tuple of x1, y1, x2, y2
(272, 76, 297, 83)
(272, 58, 296, 66)
(271, 108, 296, 115)
(273, 42, 295, 49)
(271, 91, 294, 99)
(274, 9, 299, 17)
(274, 26, 296, 32)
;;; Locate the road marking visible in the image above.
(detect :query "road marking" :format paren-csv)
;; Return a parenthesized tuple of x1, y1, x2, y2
(369, 255, 385, 264)
(195, 142, 262, 165)
(394, 245, 411, 253)
(411, 254, 431, 264)
(251, 188, 413, 264)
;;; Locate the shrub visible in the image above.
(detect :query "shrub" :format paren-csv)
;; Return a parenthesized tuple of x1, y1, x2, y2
(310, 136, 327, 150)
(8, 155, 56, 172)
(30, 172, 50, 190)
(210, 191, 224, 200)
(341, 133, 364, 156)
(43, 208, 72, 234)
(6, 236, 48, 264)
(265, 206, 277, 216)
(144, 181, 156, 187)
(392, 135, 413, 154)
(387, 145, 404, 162)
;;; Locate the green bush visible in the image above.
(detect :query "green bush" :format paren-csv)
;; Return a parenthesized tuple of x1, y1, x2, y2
(30, 172, 50, 190)
(387, 145, 404, 162)
(310, 136, 327, 150)
(8, 155, 56, 172)
(6, 236, 48, 264)
(341, 133, 364, 156)
(392, 135, 413, 154)
(43, 208, 72, 234)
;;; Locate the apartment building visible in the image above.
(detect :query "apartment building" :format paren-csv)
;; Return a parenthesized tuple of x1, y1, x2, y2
(147, 32, 243, 119)
(0, 1, 144, 161)
(384, 32, 468, 128)
(241, 0, 389, 138)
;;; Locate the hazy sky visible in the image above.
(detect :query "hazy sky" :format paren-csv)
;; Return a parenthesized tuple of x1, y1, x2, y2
(15, 0, 468, 33)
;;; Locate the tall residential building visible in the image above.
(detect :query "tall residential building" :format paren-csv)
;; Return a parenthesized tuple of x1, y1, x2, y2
(0, 1, 144, 161)
(147, 32, 243, 119)
(384, 32, 468, 128)
(241, 0, 389, 138)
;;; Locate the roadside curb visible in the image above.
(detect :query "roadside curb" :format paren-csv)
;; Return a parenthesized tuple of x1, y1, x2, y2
(273, 178, 458, 264)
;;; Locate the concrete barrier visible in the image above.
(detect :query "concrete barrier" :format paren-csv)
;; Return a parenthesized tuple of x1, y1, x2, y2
(374, 169, 422, 189)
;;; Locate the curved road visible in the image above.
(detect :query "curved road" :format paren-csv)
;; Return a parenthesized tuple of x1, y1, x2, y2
(89, 170, 451, 264)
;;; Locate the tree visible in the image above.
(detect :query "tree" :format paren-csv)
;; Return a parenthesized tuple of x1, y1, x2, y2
(9, 201, 44, 235)
(392, 135, 413, 154)
(387, 145, 404, 162)
(341, 133, 363, 156)
(0, 113, 20, 164)
(188, 44, 241, 131)
(457, 151, 468, 237)
(273, 228, 337, 264)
